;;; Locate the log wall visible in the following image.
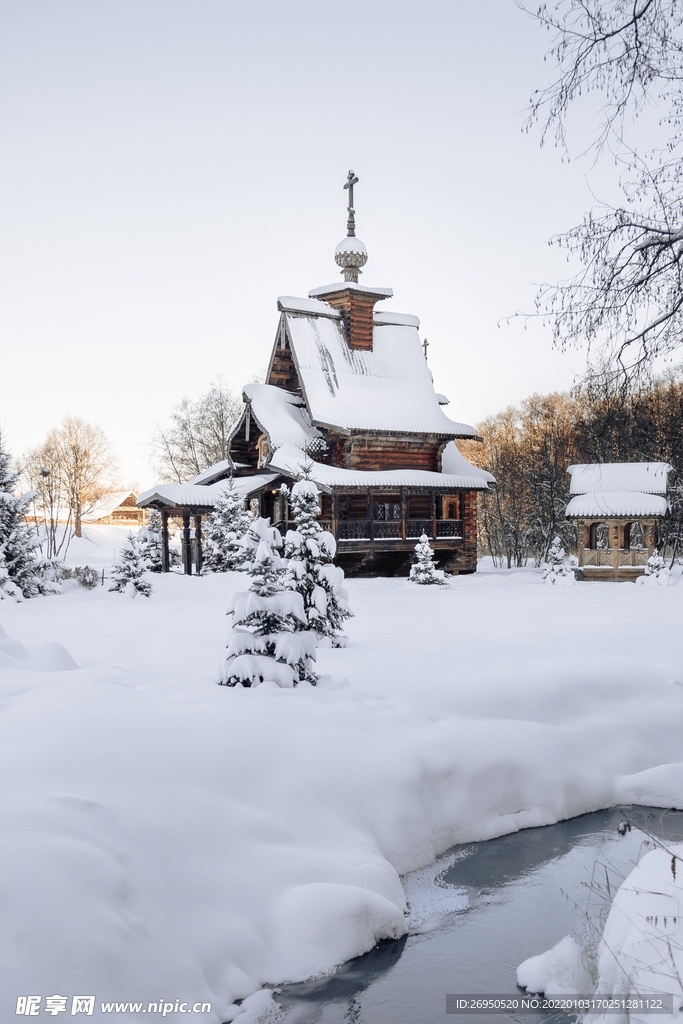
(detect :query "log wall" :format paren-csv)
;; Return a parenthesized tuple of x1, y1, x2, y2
(324, 432, 443, 472)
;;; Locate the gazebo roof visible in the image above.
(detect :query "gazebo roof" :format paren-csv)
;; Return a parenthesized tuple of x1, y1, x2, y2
(568, 462, 672, 495)
(566, 491, 668, 518)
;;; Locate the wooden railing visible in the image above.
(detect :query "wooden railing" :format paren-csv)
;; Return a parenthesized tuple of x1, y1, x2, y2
(582, 548, 649, 568)
(332, 519, 463, 542)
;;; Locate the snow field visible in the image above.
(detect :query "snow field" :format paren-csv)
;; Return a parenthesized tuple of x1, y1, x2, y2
(2, 569, 683, 1020)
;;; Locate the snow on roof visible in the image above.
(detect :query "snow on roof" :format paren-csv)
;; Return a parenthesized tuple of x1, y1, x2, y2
(283, 314, 478, 437)
(435, 393, 449, 405)
(268, 443, 492, 491)
(83, 491, 138, 522)
(566, 492, 669, 518)
(308, 282, 394, 299)
(277, 295, 341, 318)
(137, 474, 278, 509)
(568, 463, 671, 495)
(374, 310, 420, 328)
(188, 460, 235, 486)
(242, 382, 324, 451)
(441, 442, 495, 485)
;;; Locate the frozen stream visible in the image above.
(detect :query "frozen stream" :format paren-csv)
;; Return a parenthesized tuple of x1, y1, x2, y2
(273, 806, 683, 1024)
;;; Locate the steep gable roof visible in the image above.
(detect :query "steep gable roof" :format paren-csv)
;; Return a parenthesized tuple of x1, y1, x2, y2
(272, 300, 477, 438)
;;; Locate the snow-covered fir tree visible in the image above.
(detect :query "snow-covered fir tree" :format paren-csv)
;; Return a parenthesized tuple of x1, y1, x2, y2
(109, 534, 153, 597)
(284, 478, 352, 645)
(136, 510, 163, 573)
(238, 514, 279, 570)
(409, 533, 448, 586)
(220, 519, 317, 687)
(202, 480, 252, 573)
(641, 548, 672, 586)
(0, 437, 46, 600)
(542, 536, 576, 586)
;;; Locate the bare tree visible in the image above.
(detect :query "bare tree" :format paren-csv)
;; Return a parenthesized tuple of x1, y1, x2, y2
(152, 377, 243, 482)
(26, 417, 118, 546)
(521, 1, 683, 382)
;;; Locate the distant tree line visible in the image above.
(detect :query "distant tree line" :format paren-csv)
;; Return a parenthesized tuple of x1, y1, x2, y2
(461, 372, 683, 567)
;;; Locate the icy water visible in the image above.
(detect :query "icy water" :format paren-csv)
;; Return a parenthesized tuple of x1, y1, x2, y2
(274, 806, 683, 1024)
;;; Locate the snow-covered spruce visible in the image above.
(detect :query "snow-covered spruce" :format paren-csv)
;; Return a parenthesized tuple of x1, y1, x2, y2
(136, 510, 163, 573)
(202, 480, 252, 574)
(409, 533, 448, 586)
(237, 514, 280, 571)
(542, 536, 576, 586)
(284, 479, 353, 646)
(109, 535, 153, 598)
(220, 519, 317, 688)
(639, 548, 673, 587)
(0, 437, 54, 600)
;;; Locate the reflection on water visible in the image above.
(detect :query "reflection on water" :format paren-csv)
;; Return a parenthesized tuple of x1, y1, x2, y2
(274, 806, 683, 1024)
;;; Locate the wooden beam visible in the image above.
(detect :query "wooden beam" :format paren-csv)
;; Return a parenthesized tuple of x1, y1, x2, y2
(161, 510, 170, 573)
(194, 514, 203, 575)
(182, 510, 192, 575)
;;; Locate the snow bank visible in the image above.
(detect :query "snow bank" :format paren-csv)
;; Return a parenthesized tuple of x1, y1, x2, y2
(517, 935, 592, 995)
(0, 623, 79, 671)
(2, 571, 683, 1019)
(585, 845, 683, 1023)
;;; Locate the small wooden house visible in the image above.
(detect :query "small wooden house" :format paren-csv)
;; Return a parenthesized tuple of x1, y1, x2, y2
(565, 463, 671, 580)
(138, 174, 494, 576)
(84, 492, 145, 527)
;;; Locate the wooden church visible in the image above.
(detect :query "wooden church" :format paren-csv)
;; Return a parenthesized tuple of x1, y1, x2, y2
(138, 173, 494, 576)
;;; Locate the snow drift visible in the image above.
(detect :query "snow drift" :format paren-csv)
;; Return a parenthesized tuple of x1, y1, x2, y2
(1, 570, 683, 1021)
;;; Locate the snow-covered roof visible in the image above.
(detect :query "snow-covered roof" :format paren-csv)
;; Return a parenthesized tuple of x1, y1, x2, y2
(188, 460, 235, 486)
(242, 382, 324, 451)
(568, 463, 671, 495)
(373, 311, 420, 328)
(282, 312, 477, 437)
(309, 282, 393, 299)
(441, 442, 495, 486)
(268, 443, 492, 491)
(83, 491, 138, 522)
(566, 492, 669, 518)
(137, 473, 278, 509)
(277, 295, 341, 318)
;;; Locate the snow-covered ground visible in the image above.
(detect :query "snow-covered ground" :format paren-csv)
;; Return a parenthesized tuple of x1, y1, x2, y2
(2, 568, 683, 1021)
(60, 525, 135, 568)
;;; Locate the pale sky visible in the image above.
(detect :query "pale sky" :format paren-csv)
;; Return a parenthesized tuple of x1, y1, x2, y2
(0, 0, 620, 486)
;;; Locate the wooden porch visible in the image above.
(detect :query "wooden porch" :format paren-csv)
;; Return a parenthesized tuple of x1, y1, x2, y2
(146, 483, 476, 578)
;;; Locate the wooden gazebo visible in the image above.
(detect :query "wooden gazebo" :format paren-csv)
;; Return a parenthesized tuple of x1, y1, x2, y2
(565, 463, 671, 581)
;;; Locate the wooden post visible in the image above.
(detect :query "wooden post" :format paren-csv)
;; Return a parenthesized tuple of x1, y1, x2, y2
(161, 510, 170, 573)
(367, 491, 374, 541)
(578, 521, 587, 567)
(400, 488, 406, 541)
(610, 522, 620, 569)
(332, 494, 339, 541)
(182, 510, 192, 575)
(194, 514, 202, 575)
(430, 491, 437, 540)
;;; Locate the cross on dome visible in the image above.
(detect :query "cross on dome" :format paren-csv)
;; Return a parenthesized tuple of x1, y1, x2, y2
(335, 169, 368, 283)
(343, 170, 359, 236)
